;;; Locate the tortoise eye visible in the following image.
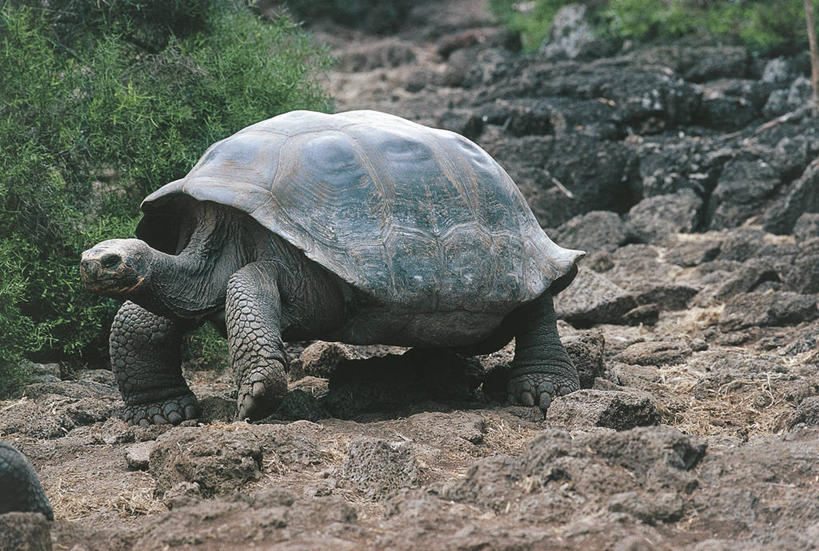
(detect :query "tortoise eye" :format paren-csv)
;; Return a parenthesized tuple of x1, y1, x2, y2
(101, 253, 121, 269)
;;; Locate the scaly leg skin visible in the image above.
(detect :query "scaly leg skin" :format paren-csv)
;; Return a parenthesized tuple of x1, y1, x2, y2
(226, 262, 288, 421)
(110, 301, 199, 426)
(0, 442, 53, 520)
(508, 292, 579, 412)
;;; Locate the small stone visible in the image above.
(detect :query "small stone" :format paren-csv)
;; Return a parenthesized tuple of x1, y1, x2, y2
(555, 269, 638, 325)
(614, 340, 692, 366)
(125, 441, 156, 471)
(546, 389, 658, 431)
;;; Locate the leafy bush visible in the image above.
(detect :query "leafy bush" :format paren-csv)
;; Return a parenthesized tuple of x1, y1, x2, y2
(490, 0, 817, 54)
(0, 1, 331, 384)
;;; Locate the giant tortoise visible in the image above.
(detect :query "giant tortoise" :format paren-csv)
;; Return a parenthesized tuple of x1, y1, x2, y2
(80, 110, 584, 426)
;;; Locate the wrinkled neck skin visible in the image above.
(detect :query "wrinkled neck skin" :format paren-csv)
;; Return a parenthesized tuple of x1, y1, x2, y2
(131, 205, 249, 323)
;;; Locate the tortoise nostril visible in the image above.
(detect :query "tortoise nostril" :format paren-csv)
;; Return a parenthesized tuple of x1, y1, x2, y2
(100, 253, 121, 269)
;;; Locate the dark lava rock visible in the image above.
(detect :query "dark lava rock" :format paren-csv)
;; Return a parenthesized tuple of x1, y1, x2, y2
(715, 227, 796, 262)
(763, 158, 819, 235)
(149, 425, 263, 498)
(614, 340, 694, 366)
(436, 27, 520, 59)
(339, 438, 421, 498)
(633, 136, 723, 198)
(563, 330, 605, 389)
(719, 291, 818, 330)
(435, 108, 483, 140)
(784, 254, 819, 294)
(622, 304, 660, 326)
(625, 189, 702, 243)
(555, 269, 637, 325)
(546, 389, 658, 431)
(475, 98, 554, 137)
(552, 210, 627, 254)
(298, 341, 406, 380)
(692, 257, 787, 306)
(482, 134, 638, 228)
(0, 512, 51, 551)
(762, 76, 813, 117)
(663, 234, 723, 267)
(794, 212, 819, 245)
(707, 153, 781, 230)
(630, 282, 698, 311)
(334, 39, 415, 72)
(682, 46, 749, 82)
(692, 429, 819, 547)
(790, 396, 819, 428)
(694, 83, 761, 131)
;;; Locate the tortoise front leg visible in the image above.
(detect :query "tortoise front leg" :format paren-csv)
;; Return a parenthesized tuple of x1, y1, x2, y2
(110, 301, 199, 426)
(226, 262, 289, 421)
(507, 292, 579, 412)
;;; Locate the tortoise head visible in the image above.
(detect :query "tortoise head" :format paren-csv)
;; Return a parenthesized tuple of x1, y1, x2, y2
(80, 239, 152, 298)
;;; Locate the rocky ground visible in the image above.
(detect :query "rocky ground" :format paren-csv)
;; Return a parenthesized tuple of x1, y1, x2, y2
(2, 1, 819, 549)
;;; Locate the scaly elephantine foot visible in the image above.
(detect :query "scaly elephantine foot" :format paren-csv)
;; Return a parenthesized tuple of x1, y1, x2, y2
(0, 442, 53, 519)
(507, 371, 579, 412)
(236, 361, 288, 421)
(122, 393, 199, 427)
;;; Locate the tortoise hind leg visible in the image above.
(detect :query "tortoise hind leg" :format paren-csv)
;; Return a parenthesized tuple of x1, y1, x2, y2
(507, 292, 579, 411)
(226, 261, 288, 421)
(110, 301, 199, 426)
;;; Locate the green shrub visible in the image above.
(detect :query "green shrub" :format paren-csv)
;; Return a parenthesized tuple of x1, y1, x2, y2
(0, 2, 331, 372)
(490, 0, 817, 54)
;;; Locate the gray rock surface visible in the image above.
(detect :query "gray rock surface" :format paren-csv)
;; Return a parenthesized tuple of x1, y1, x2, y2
(552, 210, 628, 254)
(555, 269, 638, 324)
(626, 190, 702, 243)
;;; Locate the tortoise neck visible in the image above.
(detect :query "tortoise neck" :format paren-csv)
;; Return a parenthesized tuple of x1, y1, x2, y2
(136, 207, 250, 321)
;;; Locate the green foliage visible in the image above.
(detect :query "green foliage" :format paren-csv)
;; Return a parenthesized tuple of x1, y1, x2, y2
(488, 0, 569, 51)
(186, 324, 230, 372)
(489, 0, 818, 54)
(0, 2, 331, 370)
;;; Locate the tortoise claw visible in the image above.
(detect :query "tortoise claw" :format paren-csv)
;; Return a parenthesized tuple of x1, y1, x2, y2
(507, 374, 575, 413)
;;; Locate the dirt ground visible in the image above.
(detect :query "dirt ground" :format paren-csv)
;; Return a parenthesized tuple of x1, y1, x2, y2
(2, 1, 818, 549)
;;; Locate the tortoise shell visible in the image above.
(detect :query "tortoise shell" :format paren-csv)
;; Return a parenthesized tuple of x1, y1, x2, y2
(137, 110, 583, 312)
